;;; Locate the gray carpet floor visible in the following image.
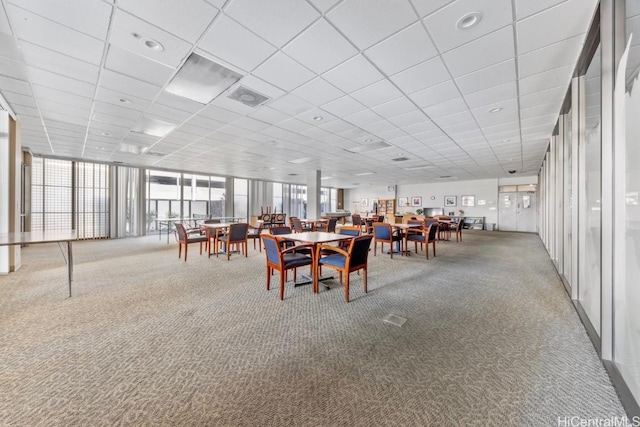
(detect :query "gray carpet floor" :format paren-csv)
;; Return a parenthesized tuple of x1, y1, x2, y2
(0, 230, 626, 426)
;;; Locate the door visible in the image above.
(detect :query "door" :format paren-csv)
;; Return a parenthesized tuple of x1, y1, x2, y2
(498, 191, 537, 232)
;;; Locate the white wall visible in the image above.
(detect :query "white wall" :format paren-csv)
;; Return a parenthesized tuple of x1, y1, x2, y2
(344, 175, 539, 225)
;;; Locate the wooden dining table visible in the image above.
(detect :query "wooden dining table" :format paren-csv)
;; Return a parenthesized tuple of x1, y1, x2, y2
(274, 231, 355, 288)
(199, 223, 233, 257)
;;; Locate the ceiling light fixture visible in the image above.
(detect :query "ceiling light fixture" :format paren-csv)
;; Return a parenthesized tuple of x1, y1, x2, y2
(142, 37, 164, 51)
(165, 53, 243, 104)
(489, 107, 502, 113)
(353, 172, 374, 176)
(313, 116, 323, 121)
(456, 12, 482, 30)
(100, 132, 110, 136)
(365, 138, 372, 142)
(228, 86, 270, 107)
(119, 98, 131, 104)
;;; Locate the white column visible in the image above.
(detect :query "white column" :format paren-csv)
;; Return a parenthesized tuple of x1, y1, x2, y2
(0, 111, 9, 273)
(306, 170, 321, 219)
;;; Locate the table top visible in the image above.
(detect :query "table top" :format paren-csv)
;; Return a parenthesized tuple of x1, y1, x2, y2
(0, 230, 77, 245)
(276, 231, 354, 244)
(200, 223, 233, 229)
(390, 223, 423, 229)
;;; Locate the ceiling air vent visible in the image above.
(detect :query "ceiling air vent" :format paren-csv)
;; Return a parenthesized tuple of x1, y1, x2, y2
(391, 157, 409, 162)
(228, 86, 270, 107)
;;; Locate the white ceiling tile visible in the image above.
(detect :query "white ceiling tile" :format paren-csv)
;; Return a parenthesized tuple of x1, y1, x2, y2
(0, 74, 31, 96)
(422, 97, 468, 118)
(322, 54, 384, 93)
(412, 0, 455, 18)
(110, 10, 193, 68)
(343, 109, 384, 127)
(464, 81, 517, 109)
(99, 69, 161, 101)
(518, 34, 583, 78)
(118, 0, 217, 43)
(8, 5, 105, 64)
(350, 79, 403, 108)
(199, 15, 277, 72)
(27, 66, 96, 98)
(327, 0, 417, 50)
(520, 102, 561, 120)
(32, 85, 93, 110)
(518, 66, 573, 96)
(308, 0, 341, 13)
(408, 80, 461, 108)
(268, 94, 314, 116)
(225, 0, 319, 46)
(292, 77, 344, 106)
(390, 56, 450, 94)
(365, 22, 437, 75)
(2, 90, 36, 108)
(320, 95, 367, 117)
(388, 110, 429, 127)
(517, 0, 595, 55)
(371, 97, 419, 119)
(454, 59, 516, 96)
(252, 52, 315, 92)
(284, 19, 357, 74)
(94, 86, 150, 111)
(442, 26, 515, 77)
(0, 56, 28, 80)
(519, 86, 566, 109)
(104, 45, 174, 87)
(424, 0, 512, 53)
(20, 42, 100, 85)
(93, 100, 143, 121)
(8, 0, 112, 39)
(145, 102, 192, 122)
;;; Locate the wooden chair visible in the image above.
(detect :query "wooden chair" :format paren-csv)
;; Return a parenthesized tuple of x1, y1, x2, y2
(270, 225, 296, 249)
(316, 217, 338, 233)
(247, 221, 264, 252)
(351, 214, 365, 232)
(291, 217, 312, 233)
(216, 223, 249, 260)
(261, 234, 315, 301)
(174, 222, 207, 262)
(315, 234, 373, 302)
(449, 218, 463, 242)
(405, 223, 438, 259)
(372, 222, 403, 258)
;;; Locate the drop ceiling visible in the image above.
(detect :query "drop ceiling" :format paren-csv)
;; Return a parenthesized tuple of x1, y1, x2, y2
(0, 0, 598, 188)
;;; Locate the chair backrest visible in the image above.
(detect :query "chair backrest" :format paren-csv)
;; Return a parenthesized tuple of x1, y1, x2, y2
(372, 222, 391, 240)
(424, 218, 438, 228)
(339, 226, 362, 237)
(174, 222, 187, 241)
(270, 226, 292, 235)
(228, 223, 249, 242)
(407, 219, 423, 228)
(261, 234, 282, 267)
(326, 217, 338, 232)
(291, 217, 303, 232)
(377, 215, 385, 222)
(427, 223, 438, 241)
(352, 214, 362, 226)
(203, 219, 221, 224)
(348, 234, 373, 267)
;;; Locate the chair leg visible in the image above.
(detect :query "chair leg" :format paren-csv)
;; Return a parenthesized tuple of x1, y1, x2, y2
(178, 242, 182, 260)
(266, 266, 271, 290)
(363, 267, 367, 294)
(432, 241, 436, 257)
(184, 243, 188, 262)
(344, 273, 350, 303)
(279, 272, 285, 300)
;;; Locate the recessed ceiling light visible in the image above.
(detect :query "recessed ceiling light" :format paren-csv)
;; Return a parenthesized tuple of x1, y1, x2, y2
(321, 176, 332, 180)
(456, 12, 482, 30)
(313, 116, 323, 121)
(119, 98, 131, 104)
(131, 116, 176, 137)
(404, 165, 435, 171)
(489, 107, 502, 113)
(365, 138, 372, 142)
(344, 141, 391, 153)
(353, 172, 374, 176)
(100, 132, 110, 136)
(141, 37, 164, 51)
(288, 157, 312, 164)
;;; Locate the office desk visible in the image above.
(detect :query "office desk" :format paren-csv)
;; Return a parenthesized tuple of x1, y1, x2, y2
(0, 230, 77, 297)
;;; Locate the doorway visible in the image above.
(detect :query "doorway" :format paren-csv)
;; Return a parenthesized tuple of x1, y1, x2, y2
(498, 185, 537, 232)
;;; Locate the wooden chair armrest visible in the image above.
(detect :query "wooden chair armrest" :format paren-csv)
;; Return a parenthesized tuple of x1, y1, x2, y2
(316, 244, 348, 257)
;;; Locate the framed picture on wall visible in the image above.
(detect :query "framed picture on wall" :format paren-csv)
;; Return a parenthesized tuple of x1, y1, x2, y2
(461, 195, 475, 207)
(361, 198, 368, 207)
(398, 197, 409, 207)
(411, 196, 422, 207)
(444, 195, 456, 207)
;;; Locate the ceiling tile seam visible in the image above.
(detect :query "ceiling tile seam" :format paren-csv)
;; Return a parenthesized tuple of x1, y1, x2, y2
(511, 0, 527, 174)
(514, 0, 571, 24)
